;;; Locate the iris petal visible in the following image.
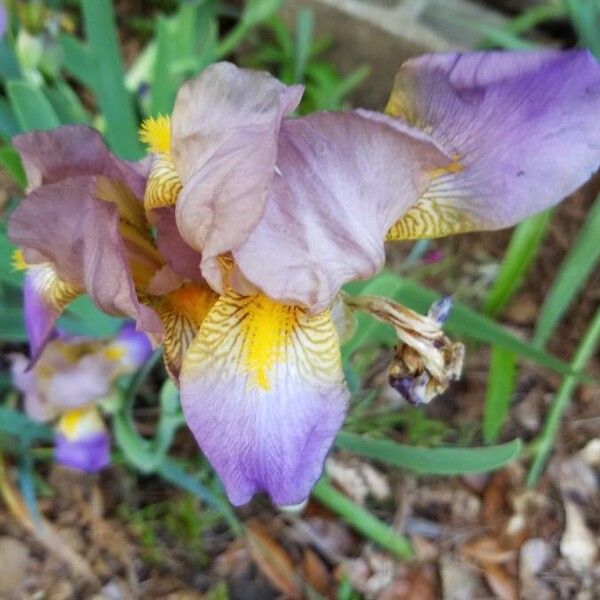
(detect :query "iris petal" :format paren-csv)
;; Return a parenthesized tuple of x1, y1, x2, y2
(180, 291, 349, 506)
(385, 50, 600, 239)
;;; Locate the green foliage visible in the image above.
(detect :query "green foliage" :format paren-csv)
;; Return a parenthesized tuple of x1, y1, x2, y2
(1, 0, 599, 567)
(336, 432, 522, 475)
(243, 11, 369, 113)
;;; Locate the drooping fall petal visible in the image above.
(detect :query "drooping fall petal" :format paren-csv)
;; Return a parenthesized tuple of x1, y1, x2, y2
(385, 50, 600, 239)
(179, 291, 349, 506)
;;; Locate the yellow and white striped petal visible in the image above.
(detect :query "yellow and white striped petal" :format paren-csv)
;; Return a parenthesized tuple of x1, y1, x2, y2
(180, 291, 349, 506)
(139, 115, 182, 211)
(144, 153, 182, 211)
(24, 262, 81, 357)
(385, 157, 479, 240)
(151, 282, 219, 379)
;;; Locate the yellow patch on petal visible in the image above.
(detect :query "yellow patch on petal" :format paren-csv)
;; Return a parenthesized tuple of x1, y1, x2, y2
(144, 153, 182, 211)
(57, 406, 105, 441)
(151, 282, 219, 378)
(183, 291, 342, 392)
(11, 249, 28, 271)
(385, 85, 426, 130)
(139, 115, 172, 154)
(139, 114, 182, 211)
(385, 155, 478, 240)
(240, 294, 299, 390)
(103, 345, 126, 362)
(30, 262, 82, 312)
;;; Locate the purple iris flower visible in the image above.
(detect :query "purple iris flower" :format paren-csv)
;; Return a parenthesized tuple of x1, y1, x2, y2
(11, 319, 152, 473)
(7, 51, 600, 504)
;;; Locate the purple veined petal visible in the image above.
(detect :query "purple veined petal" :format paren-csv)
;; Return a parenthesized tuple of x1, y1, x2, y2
(110, 321, 153, 370)
(54, 432, 111, 473)
(216, 110, 447, 312)
(385, 50, 600, 239)
(173, 62, 304, 275)
(180, 290, 349, 506)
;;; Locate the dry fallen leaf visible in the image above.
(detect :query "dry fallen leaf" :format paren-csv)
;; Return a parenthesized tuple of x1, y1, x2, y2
(246, 519, 302, 599)
(461, 536, 515, 564)
(481, 560, 518, 600)
(302, 548, 332, 596)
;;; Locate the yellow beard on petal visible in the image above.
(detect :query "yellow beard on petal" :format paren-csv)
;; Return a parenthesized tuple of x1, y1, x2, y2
(139, 115, 183, 211)
(183, 291, 342, 393)
(139, 115, 171, 154)
(240, 294, 300, 390)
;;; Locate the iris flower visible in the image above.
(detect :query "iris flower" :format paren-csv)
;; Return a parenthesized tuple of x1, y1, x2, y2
(11, 321, 152, 472)
(9, 51, 600, 505)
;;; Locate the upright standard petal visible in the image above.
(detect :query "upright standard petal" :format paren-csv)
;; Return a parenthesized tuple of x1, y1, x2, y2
(385, 50, 600, 239)
(222, 111, 447, 311)
(180, 291, 349, 506)
(173, 62, 303, 269)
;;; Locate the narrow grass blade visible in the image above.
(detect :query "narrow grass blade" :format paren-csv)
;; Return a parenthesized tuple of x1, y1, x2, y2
(312, 477, 414, 559)
(7, 81, 60, 131)
(527, 304, 600, 485)
(343, 272, 580, 378)
(0, 38, 22, 79)
(534, 194, 600, 348)
(483, 347, 517, 443)
(0, 98, 21, 140)
(337, 431, 521, 475)
(81, 0, 142, 158)
(150, 16, 175, 115)
(45, 81, 90, 124)
(0, 146, 26, 188)
(473, 22, 540, 49)
(483, 210, 553, 317)
(565, 0, 600, 59)
(60, 33, 96, 90)
(293, 8, 313, 83)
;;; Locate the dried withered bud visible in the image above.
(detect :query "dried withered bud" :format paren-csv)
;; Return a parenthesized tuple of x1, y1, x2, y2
(344, 294, 464, 405)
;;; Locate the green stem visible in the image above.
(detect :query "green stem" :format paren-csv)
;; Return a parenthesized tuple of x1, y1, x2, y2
(312, 477, 414, 559)
(527, 304, 600, 485)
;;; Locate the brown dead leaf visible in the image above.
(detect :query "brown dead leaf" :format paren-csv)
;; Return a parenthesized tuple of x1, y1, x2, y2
(405, 564, 438, 600)
(302, 548, 331, 596)
(461, 536, 515, 564)
(481, 561, 518, 600)
(246, 519, 302, 599)
(482, 471, 511, 526)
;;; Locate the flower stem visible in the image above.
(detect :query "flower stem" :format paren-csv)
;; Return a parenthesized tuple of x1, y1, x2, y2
(527, 304, 600, 485)
(312, 477, 414, 559)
